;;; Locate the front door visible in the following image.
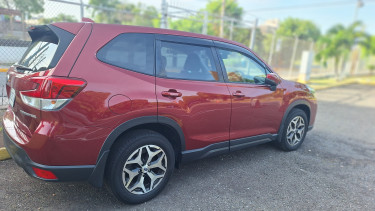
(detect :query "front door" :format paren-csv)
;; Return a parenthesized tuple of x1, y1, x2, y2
(215, 46, 284, 141)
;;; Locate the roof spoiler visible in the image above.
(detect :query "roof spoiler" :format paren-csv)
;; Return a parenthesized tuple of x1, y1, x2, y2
(28, 25, 58, 44)
(82, 17, 94, 23)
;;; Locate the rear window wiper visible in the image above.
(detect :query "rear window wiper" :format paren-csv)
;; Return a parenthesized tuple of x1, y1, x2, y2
(13, 64, 35, 72)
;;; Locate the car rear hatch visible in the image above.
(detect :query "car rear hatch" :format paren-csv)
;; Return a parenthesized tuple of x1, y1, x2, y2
(6, 24, 77, 139)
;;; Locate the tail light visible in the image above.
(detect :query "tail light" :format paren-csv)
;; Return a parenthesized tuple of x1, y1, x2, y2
(20, 77, 86, 111)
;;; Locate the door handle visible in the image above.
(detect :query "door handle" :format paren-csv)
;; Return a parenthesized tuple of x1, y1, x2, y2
(232, 91, 245, 97)
(161, 90, 182, 98)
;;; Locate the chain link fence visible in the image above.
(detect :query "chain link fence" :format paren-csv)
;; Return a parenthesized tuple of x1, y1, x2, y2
(0, 0, 373, 105)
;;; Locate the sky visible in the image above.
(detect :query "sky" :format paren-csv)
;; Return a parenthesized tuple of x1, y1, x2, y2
(44, 0, 375, 34)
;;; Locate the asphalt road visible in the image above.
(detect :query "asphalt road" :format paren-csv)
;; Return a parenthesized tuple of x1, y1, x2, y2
(0, 84, 374, 210)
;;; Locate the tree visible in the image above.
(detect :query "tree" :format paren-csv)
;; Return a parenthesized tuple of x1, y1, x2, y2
(89, 0, 120, 23)
(276, 18, 320, 76)
(360, 35, 375, 75)
(40, 14, 77, 24)
(88, 0, 159, 27)
(0, 0, 44, 14)
(115, 3, 159, 27)
(130, 4, 159, 27)
(169, 0, 244, 36)
(361, 35, 375, 56)
(315, 21, 367, 80)
(206, 0, 243, 19)
(0, 0, 44, 39)
(205, 0, 244, 37)
(169, 18, 203, 34)
(277, 17, 320, 41)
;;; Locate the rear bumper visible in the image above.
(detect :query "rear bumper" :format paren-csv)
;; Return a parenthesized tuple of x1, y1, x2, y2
(3, 129, 95, 182)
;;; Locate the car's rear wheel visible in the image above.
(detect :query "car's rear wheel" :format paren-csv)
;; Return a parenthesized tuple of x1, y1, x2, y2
(106, 129, 175, 204)
(277, 109, 308, 151)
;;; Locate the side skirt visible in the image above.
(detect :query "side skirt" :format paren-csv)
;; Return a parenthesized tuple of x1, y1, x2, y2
(181, 134, 278, 163)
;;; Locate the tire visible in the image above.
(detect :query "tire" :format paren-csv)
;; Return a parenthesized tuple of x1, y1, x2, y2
(106, 129, 175, 204)
(276, 108, 308, 151)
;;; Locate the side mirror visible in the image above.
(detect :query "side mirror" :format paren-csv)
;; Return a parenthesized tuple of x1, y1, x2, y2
(265, 73, 281, 91)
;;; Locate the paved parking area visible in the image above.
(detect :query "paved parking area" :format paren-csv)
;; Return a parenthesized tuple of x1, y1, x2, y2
(0, 84, 374, 210)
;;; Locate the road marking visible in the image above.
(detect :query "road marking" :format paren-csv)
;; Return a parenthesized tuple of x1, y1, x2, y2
(0, 69, 8, 72)
(0, 147, 11, 161)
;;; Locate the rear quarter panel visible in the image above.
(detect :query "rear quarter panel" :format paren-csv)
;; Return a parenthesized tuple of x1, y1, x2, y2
(53, 24, 158, 164)
(50, 23, 92, 77)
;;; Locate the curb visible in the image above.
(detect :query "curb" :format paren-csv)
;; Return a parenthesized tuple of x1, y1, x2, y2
(312, 81, 356, 91)
(0, 68, 8, 72)
(0, 147, 11, 161)
(0, 105, 8, 110)
(310, 79, 375, 91)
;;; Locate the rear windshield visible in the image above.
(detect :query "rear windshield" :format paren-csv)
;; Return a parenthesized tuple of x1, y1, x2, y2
(19, 40, 58, 72)
(18, 25, 74, 72)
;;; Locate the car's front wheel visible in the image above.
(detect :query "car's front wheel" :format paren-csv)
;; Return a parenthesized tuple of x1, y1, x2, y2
(106, 129, 175, 204)
(277, 108, 308, 151)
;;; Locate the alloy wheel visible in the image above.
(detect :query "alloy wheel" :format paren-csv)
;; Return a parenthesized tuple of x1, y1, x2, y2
(122, 145, 167, 195)
(286, 116, 305, 146)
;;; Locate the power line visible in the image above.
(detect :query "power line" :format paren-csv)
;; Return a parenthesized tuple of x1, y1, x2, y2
(246, 0, 367, 12)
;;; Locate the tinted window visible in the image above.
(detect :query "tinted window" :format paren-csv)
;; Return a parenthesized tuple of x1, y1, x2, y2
(218, 49, 266, 84)
(97, 33, 154, 75)
(159, 41, 219, 81)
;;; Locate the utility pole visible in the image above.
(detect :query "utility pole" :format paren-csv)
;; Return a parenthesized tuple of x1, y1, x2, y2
(249, 18, 258, 49)
(219, 0, 225, 37)
(80, 0, 84, 20)
(161, 0, 168, 29)
(351, 0, 364, 75)
(353, 0, 364, 22)
(202, 11, 208, 35)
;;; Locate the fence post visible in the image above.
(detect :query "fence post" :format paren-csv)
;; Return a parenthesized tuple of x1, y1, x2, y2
(219, 0, 225, 37)
(288, 36, 299, 78)
(229, 19, 234, 40)
(249, 18, 258, 49)
(21, 13, 26, 40)
(202, 11, 208, 35)
(268, 31, 276, 65)
(161, 0, 168, 29)
(80, 0, 84, 20)
(354, 50, 361, 75)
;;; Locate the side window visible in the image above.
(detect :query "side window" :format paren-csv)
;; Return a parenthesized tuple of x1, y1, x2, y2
(159, 41, 219, 81)
(97, 33, 154, 75)
(217, 48, 266, 84)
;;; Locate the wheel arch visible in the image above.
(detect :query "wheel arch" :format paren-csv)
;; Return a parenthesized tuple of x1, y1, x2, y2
(277, 100, 311, 142)
(88, 116, 185, 187)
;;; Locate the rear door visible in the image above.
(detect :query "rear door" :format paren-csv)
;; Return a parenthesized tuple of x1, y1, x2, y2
(155, 35, 231, 150)
(6, 25, 75, 138)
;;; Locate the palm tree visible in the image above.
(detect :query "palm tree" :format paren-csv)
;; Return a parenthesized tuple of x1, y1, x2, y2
(361, 35, 375, 75)
(316, 21, 367, 80)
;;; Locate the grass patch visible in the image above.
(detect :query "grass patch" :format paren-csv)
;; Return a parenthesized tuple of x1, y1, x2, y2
(307, 75, 375, 90)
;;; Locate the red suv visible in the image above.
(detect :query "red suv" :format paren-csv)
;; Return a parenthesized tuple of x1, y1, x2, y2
(3, 22, 317, 204)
